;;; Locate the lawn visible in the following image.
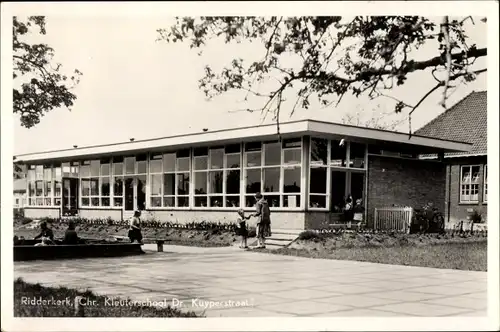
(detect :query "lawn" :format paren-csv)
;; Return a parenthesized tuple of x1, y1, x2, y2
(14, 278, 201, 317)
(267, 240, 487, 271)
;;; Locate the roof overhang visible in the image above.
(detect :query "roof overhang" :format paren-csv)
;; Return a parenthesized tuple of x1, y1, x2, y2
(15, 120, 472, 164)
(419, 152, 487, 160)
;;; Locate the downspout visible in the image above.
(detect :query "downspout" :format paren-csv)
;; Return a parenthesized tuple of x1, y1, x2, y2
(447, 164, 451, 224)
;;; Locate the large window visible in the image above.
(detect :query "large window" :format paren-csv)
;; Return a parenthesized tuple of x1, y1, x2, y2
(282, 139, 301, 208)
(309, 137, 367, 210)
(483, 165, 487, 203)
(244, 139, 302, 208)
(192, 145, 241, 208)
(148, 150, 191, 208)
(27, 163, 62, 207)
(176, 150, 190, 207)
(193, 147, 209, 207)
(460, 165, 480, 203)
(81, 159, 109, 207)
(113, 156, 124, 207)
(150, 153, 163, 207)
(26, 138, 308, 210)
(225, 144, 241, 208)
(100, 158, 111, 207)
(53, 165, 62, 206)
(310, 138, 328, 208)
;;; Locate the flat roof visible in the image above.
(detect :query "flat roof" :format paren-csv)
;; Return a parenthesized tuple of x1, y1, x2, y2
(14, 119, 472, 163)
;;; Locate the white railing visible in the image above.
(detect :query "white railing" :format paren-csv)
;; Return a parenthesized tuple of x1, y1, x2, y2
(374, 207, 413, 232)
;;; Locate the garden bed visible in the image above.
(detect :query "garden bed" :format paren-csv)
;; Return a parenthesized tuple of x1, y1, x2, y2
(293, 230, 487, 249)
(14, 278, 200, 317)
(14, 218, 253, 248)
(264, 231, 487, 271)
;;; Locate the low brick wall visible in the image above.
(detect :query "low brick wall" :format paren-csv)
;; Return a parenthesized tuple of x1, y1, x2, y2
(24, 208, 60, 219)
(22, 208, 306, 230)
(146, 210, 305, 230)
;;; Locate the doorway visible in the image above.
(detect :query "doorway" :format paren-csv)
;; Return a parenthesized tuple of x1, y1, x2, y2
(330, 170, 366, 221)
(62, 178, 79, 216)
(350, 172, 365, 204)
(124, 175, 146, 212)
(330, 171, 346, 213)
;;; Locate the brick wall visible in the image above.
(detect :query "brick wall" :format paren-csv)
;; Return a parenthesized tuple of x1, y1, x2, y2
(79, 208, 123, 221)
(148, 210, 305, 230)
(24, 208, 60, 219)
(366, 156, 446, 227)
(445, 156, 488, 227)
(23, 208, 306, 229)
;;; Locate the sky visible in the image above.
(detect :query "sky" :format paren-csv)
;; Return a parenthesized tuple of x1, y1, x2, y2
(13, 15, 486, 155)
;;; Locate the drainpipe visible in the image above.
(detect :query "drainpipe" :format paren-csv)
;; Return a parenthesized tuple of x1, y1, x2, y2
(447, 164, 452, 224)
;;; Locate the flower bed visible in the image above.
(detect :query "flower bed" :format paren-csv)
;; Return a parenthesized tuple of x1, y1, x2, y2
(296, 228, 487, 249)
(14, 217, 255, 248)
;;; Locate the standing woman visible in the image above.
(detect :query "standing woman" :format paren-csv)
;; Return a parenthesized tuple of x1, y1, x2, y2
(128, 210, 143, 244)
(254, 192, 271, 249)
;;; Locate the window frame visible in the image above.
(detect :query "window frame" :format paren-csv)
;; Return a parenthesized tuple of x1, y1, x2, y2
(459, 165, 481, 203)
(243, 139, 303, 210)
(25, 138, 307, 211)
(483, 164, 487, 203)
(78, 159, 113, 209)
(308, 137, 367, 211)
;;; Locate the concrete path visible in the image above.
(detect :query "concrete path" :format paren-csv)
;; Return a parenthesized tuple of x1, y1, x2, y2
(14, 245, 487, 317)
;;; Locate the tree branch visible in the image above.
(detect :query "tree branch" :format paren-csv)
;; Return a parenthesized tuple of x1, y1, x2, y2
(409, 68, 486, 116)
(440, 16, 452, 108)
(264, 17, 283, 59)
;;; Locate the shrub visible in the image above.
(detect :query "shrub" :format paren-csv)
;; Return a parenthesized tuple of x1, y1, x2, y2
(21, 217, 33, 225)
(14, 208, 25, 219)
(298, 230, 324, 241)
(470, 210, 483, 223)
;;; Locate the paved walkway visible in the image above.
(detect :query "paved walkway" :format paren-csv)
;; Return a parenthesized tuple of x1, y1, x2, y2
(14, 245, 487, 317)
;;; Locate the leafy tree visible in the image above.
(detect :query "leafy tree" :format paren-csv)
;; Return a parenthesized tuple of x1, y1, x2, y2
(158, 16, 486, 134)
(13, 16, 82, 128)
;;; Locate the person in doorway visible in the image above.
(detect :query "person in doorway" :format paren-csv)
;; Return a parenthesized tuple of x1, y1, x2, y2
(235, 209, 252, 249)
(34, 221, 54, 242)
(128, 210, 143, 244)
(63, 221, 79, 244)
(253, 193, 271, 249)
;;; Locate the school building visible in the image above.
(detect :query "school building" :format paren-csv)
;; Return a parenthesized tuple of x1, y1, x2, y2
(416, 91, 488, 227)
(14, 119, 472, 230)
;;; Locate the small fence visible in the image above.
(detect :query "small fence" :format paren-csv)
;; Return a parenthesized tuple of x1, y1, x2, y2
(374, 207, 413, 232)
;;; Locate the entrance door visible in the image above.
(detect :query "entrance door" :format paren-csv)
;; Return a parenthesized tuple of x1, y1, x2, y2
(331, 171, 347, 213)
(124, 175, 147, 212)
(349, 172, 365, 204)
(62, 178, 79, 216)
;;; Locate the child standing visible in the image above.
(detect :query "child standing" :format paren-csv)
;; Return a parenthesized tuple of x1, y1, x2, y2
(128, 210, 143, 244)
(236, 209, 251, 249)
(353, 198, 364, 226)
